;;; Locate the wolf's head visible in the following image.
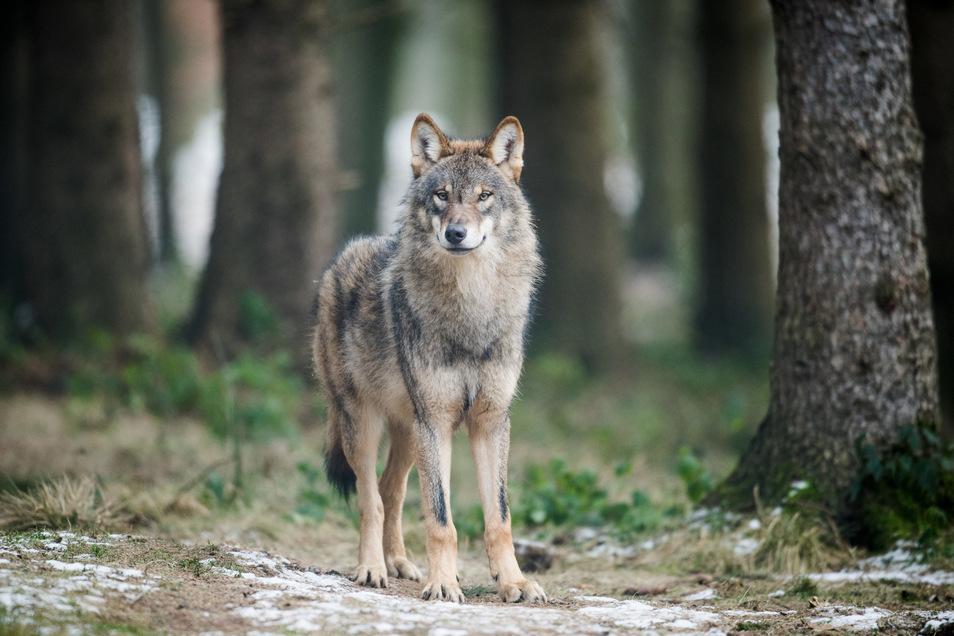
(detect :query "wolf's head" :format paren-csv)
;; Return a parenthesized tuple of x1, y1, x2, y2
(403, 114, 528, 258)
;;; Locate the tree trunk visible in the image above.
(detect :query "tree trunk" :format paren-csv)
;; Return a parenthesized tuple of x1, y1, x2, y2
(0, 1, 27, 307)
(334, 0, 403, 238)
(693, 0, 773, 356)
(140, 0, 178, 264)
(188, 0, 338, 361)
(627, 0, 696, 265)
(20, 0, 154, 338)
(497, 0, 623, 372)
(719, 0, 939, 508)
(907, 0, 954, 438)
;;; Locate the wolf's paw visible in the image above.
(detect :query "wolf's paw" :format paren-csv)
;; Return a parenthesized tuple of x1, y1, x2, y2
(498, 578, 547, 603)
(387, 556, 423, 582)
(352, 564, 388, 588)
(421, 580, 465, 603)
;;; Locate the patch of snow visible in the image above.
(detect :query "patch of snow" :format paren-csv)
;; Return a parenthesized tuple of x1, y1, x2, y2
(809, 569, 954, 586)
(922, 611, 954, 634)
(586, 539, 637, 559)
(811, 606, 891, 631)
(578, 599, 722, 632)
(722, 610, 780, 618)
(574, 595, 614, 604)
(683, 588, 718, 601)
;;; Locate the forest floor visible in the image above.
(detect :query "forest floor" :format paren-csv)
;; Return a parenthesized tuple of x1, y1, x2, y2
(1, 346, 953, 635)
(2, 529, 954, 635)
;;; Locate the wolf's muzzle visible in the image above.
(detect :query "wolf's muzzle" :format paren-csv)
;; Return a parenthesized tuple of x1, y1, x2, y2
(445, 224, 468, 246)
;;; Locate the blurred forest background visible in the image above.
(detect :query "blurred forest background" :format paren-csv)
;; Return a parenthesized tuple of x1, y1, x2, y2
(1, 0, 954, 565)
(1, 0, 783, 364)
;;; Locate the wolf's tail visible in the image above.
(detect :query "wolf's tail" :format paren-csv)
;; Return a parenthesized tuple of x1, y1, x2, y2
(325, 427, 356, 501)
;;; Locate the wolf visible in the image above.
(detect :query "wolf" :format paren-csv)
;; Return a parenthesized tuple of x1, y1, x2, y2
(311, 114, 545, 603)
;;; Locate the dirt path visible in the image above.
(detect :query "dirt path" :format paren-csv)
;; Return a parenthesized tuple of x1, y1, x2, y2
(2, 532, 953, 634)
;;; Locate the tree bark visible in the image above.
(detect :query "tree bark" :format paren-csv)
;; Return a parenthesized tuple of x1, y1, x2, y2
(0, 0, 27, 306)
(628, 0, 695, 264)
(907, 0, 954, 437)
(497, 0, 623, 372)
(189, 0, 338, 360)
(20, 0, 154, 338)
(694, 0, 774, 356)
(140, 0, 177, 264)
(334, 0, 403, 238)
(719, 0, 939, 507)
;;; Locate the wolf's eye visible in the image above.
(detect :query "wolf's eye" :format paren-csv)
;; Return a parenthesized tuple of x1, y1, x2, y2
(479, 191, 492, 201)
(435, 190, 448, 201)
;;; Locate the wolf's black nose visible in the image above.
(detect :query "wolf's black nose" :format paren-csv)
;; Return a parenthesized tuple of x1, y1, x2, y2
(445, 224, 467, 245)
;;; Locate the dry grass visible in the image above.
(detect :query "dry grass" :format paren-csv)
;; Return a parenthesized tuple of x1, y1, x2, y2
(0, 475, 129, 532)
(752, 510, 853, 575)
(631, 506, 854, 579)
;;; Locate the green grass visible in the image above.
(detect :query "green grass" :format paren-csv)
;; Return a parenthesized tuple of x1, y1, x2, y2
(735, 621, 771, 631)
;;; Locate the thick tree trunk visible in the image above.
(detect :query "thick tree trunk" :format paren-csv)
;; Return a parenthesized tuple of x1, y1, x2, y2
(189, 0, 338, 360)
(497, 0, 623, 372)
(719, 0, 939, 507)
(907, 0, 954, 438)
(21, 0, 154, 338)
(694, 0, 773, 356)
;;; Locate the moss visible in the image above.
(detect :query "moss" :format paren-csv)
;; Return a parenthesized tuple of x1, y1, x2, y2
(708, 454, 807, 513)
(846, 423, 954, 552)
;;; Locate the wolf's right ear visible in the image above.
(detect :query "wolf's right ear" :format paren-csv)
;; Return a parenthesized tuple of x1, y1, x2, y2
(411, 114, 452, 177)
(482, 116, 524, 182)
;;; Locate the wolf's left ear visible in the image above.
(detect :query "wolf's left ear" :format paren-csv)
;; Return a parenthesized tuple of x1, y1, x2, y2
(411, 113, 452, 177)
(482, 116, 524, 182)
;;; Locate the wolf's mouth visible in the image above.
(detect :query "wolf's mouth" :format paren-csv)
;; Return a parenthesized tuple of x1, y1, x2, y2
(444, 236, 486, 255)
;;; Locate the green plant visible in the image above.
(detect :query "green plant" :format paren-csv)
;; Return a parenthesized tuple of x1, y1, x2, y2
(89, 545, 108, 559)
(176, 555, 211, 578)
(512, 458, 668, 537)
(200, 351, 302, 442)
(676, 446, 712, 504)
(849, 423, 954, 552)
(119, 334, 202, 417)
(789, 575, 818, 598)
(515, 459, 609, 528)
(735, 621, 771, 631)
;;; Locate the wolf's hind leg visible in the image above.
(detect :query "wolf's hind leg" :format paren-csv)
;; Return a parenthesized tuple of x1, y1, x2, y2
(379, 423, 422, 581)
(343, 413, 388, 588)
(470, 416, 546, 603)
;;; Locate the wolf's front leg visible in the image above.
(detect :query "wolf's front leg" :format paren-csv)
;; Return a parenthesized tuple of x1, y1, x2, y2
(414, 422, 464, 602)
(344, 418, 389, 588)
(469, 416, 546, 603)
